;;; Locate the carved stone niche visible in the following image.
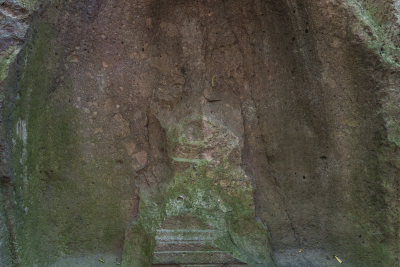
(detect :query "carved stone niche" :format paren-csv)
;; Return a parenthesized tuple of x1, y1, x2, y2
(122, 110, 274, 266)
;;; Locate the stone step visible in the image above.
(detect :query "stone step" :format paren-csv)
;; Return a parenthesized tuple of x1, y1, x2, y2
(152, 264, 248, 267)
(155, 241, 216, 252)
(153, 250, 243, 264)
(153, 228, 245, 265)
(152, 215, 247, 265)
(155, 229, 218, 242)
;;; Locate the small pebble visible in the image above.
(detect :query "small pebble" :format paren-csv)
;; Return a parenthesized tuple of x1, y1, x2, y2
(69, 56, 79, 63)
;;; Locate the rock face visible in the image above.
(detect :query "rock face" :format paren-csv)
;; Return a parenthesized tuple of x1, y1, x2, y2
(0, 0, 399, 266)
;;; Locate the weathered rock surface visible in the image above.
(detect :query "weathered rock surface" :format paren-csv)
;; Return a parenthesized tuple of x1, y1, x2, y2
(0, 0, 399, 266)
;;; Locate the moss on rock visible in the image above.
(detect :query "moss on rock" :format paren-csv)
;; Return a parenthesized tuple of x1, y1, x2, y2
(347, 0, 400, 68)
(122, 115, 274, 266)
(2, 6, 136, 265)
(3, 20, 78, 265)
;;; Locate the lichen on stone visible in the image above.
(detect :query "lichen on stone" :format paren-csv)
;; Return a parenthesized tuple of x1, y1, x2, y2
(122, 112, 274, 266)
(0, 48, 20, 85)
(347, 0, 400, 68)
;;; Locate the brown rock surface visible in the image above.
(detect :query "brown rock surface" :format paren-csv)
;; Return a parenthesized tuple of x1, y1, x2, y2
(0, 0, 399, 266)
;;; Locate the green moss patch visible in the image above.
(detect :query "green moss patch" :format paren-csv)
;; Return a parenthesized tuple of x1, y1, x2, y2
(122, 117, 274, 266)
(3, 14, 136, 265)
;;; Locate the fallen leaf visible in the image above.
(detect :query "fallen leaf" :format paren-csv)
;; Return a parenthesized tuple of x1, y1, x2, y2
(334, 255, 342, 264)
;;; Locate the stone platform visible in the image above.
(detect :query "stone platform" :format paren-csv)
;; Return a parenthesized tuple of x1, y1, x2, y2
(152, 215, 246, 266)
